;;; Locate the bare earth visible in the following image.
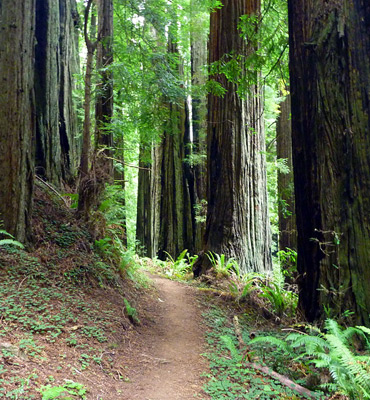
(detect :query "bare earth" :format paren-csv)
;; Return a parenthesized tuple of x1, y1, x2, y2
(122, 275, 209, 400)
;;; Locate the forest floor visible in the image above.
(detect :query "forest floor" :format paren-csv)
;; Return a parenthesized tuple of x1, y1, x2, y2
(0, 184, 208, 399)
(0, 183, 347, 400)
(0, 252, 210, 400)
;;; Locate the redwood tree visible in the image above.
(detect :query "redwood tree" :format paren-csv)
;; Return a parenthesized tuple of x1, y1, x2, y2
(0, 0, 35, 242)
(35, 0, 80, 186)
(95, 0, 114, 177)
(190, 0, 208, 251)
(204, 0, 272, 274)
(157, 40, 194, 259)
(276, 94, 296, 252)
(289, 0, 370, 324)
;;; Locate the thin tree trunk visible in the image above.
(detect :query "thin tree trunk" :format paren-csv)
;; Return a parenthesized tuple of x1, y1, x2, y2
(190, 0, 208, 252)
(288, 0, 370, 324)
(276, 94, 296, 251)
(203, 0, 271, 274)
(136, 142, 152, 256)
(79, 0, 97, 179)
(0, 0, 35, 242)
(78, 0, 98, 217)
(95, 0, 114, 178)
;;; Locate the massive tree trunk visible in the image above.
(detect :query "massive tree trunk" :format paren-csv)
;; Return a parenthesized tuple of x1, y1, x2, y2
(35, 0, 79, 186)
(0, 0, 35, 242)
(204, 0, 271, 274)
(276, 94, 296, 251)
(157, 89, 194, 259)
(288, 0, 370, 324)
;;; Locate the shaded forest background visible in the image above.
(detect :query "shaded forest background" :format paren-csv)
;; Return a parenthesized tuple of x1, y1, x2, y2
(0, 0, 370, 328)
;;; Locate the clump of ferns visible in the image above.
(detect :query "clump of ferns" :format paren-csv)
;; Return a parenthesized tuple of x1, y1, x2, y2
(249, 319, 370, 399)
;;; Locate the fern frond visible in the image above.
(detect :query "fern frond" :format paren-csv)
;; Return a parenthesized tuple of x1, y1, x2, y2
(249, 335, 291, 353)
(287, 332, 329, 354)
(221, 335, 240, 360)
(0, 229, 14, 238)
(0, 239, 24, 249)
(325, 319, 347, 344)
(357, 326, 370, 336)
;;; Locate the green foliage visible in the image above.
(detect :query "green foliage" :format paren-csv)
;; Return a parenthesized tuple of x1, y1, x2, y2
(193, 199, 208, 224)
(0, 229, 24, 249)
(94, 237, 115, 259)
(250, 319, 370, 399)
(123, 298, 140, 325)
(278, 247, 297, 280)
(206, 252, 240, 279)
(162, 249, 196, 279)
(260, 281, 298, 317)
(40, 380, 86, 400)
(202, 305, 322, 399)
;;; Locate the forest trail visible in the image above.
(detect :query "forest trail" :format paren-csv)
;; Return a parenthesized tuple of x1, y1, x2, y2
(122, 274, 209, 400)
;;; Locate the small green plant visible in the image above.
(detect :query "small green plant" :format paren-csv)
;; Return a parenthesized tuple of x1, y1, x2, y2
(40, 380, 87, 400)
(94, 236, 114, 257)
(163, 249, 192, 279)
(278, 247, 297, 281)
(250, 319, 370, 399)
(260, 281, 297, 317)
(237, 274, 262, 301)
(124, 298, 140, 324)
(0, 229, 24, 249)
(206, 252, 240, 278)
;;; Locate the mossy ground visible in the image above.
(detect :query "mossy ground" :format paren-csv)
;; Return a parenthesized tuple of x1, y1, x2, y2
(0, 185, 146, 399)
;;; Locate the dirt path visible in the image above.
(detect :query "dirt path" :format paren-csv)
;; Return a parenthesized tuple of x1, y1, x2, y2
(122, 275, 209, 400)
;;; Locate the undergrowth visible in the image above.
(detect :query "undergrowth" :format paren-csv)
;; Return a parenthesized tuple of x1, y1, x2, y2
(0, 184, 148, 399)
(201, 304, 326, 400)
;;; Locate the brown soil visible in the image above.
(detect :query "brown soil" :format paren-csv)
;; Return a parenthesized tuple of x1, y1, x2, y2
(122, 274, 209, 400)
(0, 185, 210, 399)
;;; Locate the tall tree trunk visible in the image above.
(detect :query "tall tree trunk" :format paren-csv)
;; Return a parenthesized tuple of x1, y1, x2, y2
(59, 0, 81, 182)
(113, 134, 127, 247)
(157, 88, 194, 259)
(95, 0, 114, 177)
(136, 143, 153, 256)
(276, 94, 296, 251)
(34, 0, 79, 186)
(79, 0, 97, 181)
(77, 0, 100, 218)
(288, 0, 370, 324)
(0, 0, 35, 242)
(190, 0, 208, 252)
(203, 0, 271, 274)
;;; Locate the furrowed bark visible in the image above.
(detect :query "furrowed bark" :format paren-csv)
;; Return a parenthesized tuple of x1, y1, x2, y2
(0, 0, 35, 242)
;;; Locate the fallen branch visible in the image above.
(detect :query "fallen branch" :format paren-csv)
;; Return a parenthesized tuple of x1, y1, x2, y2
(246, 362, 318, 399)
(232, 315, 319, 399)
(35, 175, 68, 206)
(233, 316, 246, 347)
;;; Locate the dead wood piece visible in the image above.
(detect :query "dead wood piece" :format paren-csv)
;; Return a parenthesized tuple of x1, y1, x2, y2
(247, 362, 319, 399)
(233, 315, 246, 348)
(232, 316, 319, 399)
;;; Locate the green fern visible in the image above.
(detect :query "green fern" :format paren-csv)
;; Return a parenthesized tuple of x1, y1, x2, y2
(0, 230, 24, 249)
(250, 319, 370, 399)
(206, 251, 240, 278)
(220, 335, 241, 361)
(249, 335, 292, 354)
